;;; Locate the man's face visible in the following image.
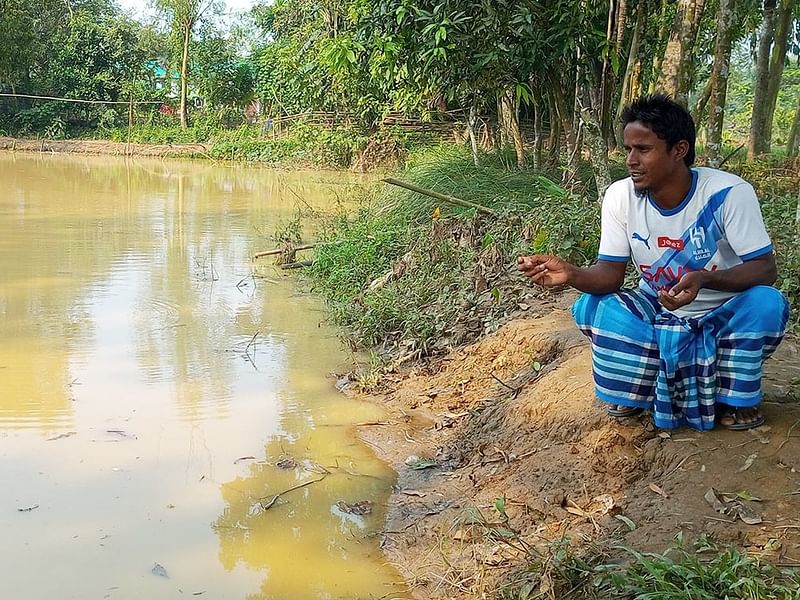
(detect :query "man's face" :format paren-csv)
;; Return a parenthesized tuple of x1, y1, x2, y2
(623, 121, 686, 195)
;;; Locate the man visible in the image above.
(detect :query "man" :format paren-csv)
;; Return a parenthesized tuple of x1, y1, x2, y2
(518, 94, 789, 431)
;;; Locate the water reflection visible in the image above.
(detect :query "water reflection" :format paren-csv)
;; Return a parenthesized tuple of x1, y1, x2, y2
(0, 152, 404, 599)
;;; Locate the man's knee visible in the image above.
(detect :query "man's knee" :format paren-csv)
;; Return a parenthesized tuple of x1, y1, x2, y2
(736, 286, 790, 331)
(572, 293, 612, 328)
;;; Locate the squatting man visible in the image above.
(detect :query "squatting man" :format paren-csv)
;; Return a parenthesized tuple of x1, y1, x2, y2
(518, 94, 789, 431)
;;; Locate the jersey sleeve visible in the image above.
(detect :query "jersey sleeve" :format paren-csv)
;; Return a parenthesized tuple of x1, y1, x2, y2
(722, 183, 773, 261)
(597, 184, 630, 263)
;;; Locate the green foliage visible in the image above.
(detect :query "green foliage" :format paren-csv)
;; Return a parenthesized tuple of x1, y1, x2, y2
(730, 157, 800, 334)
(597, 546, 800, 599)
(209, 123, 368, 166)
(501, 539, 800, 600)
(309, 145, 600, 352)
(193, 32, 256, 108)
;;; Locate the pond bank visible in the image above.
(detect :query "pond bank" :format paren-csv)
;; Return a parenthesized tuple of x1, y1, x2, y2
(352, 293, 800, 598)
(0, 136, 211, 158)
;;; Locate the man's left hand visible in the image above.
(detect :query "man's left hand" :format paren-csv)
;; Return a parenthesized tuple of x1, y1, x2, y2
(658, 271, 706, 311)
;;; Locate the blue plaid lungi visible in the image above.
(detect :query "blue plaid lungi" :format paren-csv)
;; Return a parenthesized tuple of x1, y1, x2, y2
(573, 286, 790, 430)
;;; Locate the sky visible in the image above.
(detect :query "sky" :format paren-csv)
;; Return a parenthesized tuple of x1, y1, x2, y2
(117, 0, 257, 20)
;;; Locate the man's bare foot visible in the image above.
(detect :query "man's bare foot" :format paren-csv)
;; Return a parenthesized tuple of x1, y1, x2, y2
(718, 405, 765, 430)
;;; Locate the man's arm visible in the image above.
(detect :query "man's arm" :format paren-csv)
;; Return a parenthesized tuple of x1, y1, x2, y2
(518, 255, 627, 295)
(659, 254, 777, 311)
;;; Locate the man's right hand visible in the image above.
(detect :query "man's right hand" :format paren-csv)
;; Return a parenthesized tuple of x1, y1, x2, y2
(517, 255, 574, 287)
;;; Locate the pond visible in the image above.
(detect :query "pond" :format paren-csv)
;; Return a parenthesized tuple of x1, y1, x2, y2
(0, 152, 406, 599)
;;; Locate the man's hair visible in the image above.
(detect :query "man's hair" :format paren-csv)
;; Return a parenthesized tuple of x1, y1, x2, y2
(621, 94, 696, 166)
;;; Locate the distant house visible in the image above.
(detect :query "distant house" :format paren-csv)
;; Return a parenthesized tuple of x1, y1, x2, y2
(144, 60, 178, 94)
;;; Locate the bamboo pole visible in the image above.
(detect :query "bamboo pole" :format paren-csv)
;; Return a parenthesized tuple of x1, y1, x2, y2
(0, 92, 161, 105)
(382, 178, 498, 217)
(252, 243, 316, 259)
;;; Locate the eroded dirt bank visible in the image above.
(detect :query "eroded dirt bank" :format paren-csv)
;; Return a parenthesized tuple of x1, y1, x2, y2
(0, 136, 209, 157)
(354, 299, 800, 599)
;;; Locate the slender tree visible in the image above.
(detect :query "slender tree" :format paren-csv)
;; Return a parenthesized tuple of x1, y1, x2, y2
(748, 0, 778, 158)
(706, 0, 737, 167)
(788, 100, 800, 157)
(155, 0, 216, 129)
(762, 0, 796, 152)
(656, 0, 706, 104)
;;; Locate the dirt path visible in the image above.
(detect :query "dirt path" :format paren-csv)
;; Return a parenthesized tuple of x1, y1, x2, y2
(0, 136, 210, 158)
(355, 302, 800, 599)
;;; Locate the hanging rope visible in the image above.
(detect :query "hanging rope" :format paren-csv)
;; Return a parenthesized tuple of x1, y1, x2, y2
(0, 92, 163, 105)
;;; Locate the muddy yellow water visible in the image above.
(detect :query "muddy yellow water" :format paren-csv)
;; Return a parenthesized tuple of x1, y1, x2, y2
(0, 152, 406, 599)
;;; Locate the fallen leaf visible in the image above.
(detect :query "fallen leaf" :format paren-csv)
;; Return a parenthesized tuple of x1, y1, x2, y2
(615, 515, 636, 530)
(739, 453, 758, 472)
(405, 456, 438, 470)
(649, 483, 669, 498)
(592, 494, 615, 514)
(736, 503, 762, 525)
(722, 490, 762, 503)
(705, 488, 728, 514)
(658, 432, 671, 439)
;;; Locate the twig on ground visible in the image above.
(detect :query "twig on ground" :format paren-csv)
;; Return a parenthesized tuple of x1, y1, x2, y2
(490, 373, 520, 397)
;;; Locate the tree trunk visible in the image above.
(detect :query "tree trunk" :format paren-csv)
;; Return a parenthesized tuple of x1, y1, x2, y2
(762, 0, 794, 152)
(577, 76, 611, 198)
(705, 0, 736, 168)
(787, 101, 800, 157)
(467, 102, 480, 167)
(547, 91, 562, 166)
(616, 3, 644, 140)
(600, 0, 619, 148)
(748, 0, 777, 159)
(649, 0, 673, 93)
(501, 88, 526, 168)
(532, 95, 544, 172)
(692, 77, 713, 130)
(179, 19, 191, 129)
(656, 0, 705, 105)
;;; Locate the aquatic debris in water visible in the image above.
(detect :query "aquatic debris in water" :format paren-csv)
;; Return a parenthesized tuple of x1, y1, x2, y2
(151, 563, 169, 578)
(335, 500, 372, 515)
(46, 432, 76, 441)
(17, 504, 39, 512)
(275, 456, 298, 469)
(259, 476, 326, 510)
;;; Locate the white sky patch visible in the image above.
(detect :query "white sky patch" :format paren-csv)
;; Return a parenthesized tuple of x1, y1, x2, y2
(117, 0, 257, 20)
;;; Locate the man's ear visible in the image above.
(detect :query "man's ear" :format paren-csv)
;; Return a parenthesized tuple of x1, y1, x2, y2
(672, 140, 689, 162)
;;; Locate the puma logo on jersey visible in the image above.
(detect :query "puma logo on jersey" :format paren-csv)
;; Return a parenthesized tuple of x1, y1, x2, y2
(631, 232, 651, 249)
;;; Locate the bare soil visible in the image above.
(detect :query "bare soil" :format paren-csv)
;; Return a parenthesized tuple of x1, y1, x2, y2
(0, 136, 210, 158)
(355, 294, 800, 599)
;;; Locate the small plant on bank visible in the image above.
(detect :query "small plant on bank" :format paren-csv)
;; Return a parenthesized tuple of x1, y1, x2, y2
(500, 537, 800, 600)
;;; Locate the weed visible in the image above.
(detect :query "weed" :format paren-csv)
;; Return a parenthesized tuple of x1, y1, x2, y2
(500, 537, 800, 600)
(308, 145, 601, 356)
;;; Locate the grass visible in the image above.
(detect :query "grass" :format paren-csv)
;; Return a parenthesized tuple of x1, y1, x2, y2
(500, 537, 800, 600)
(308, 144, 601, 355)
